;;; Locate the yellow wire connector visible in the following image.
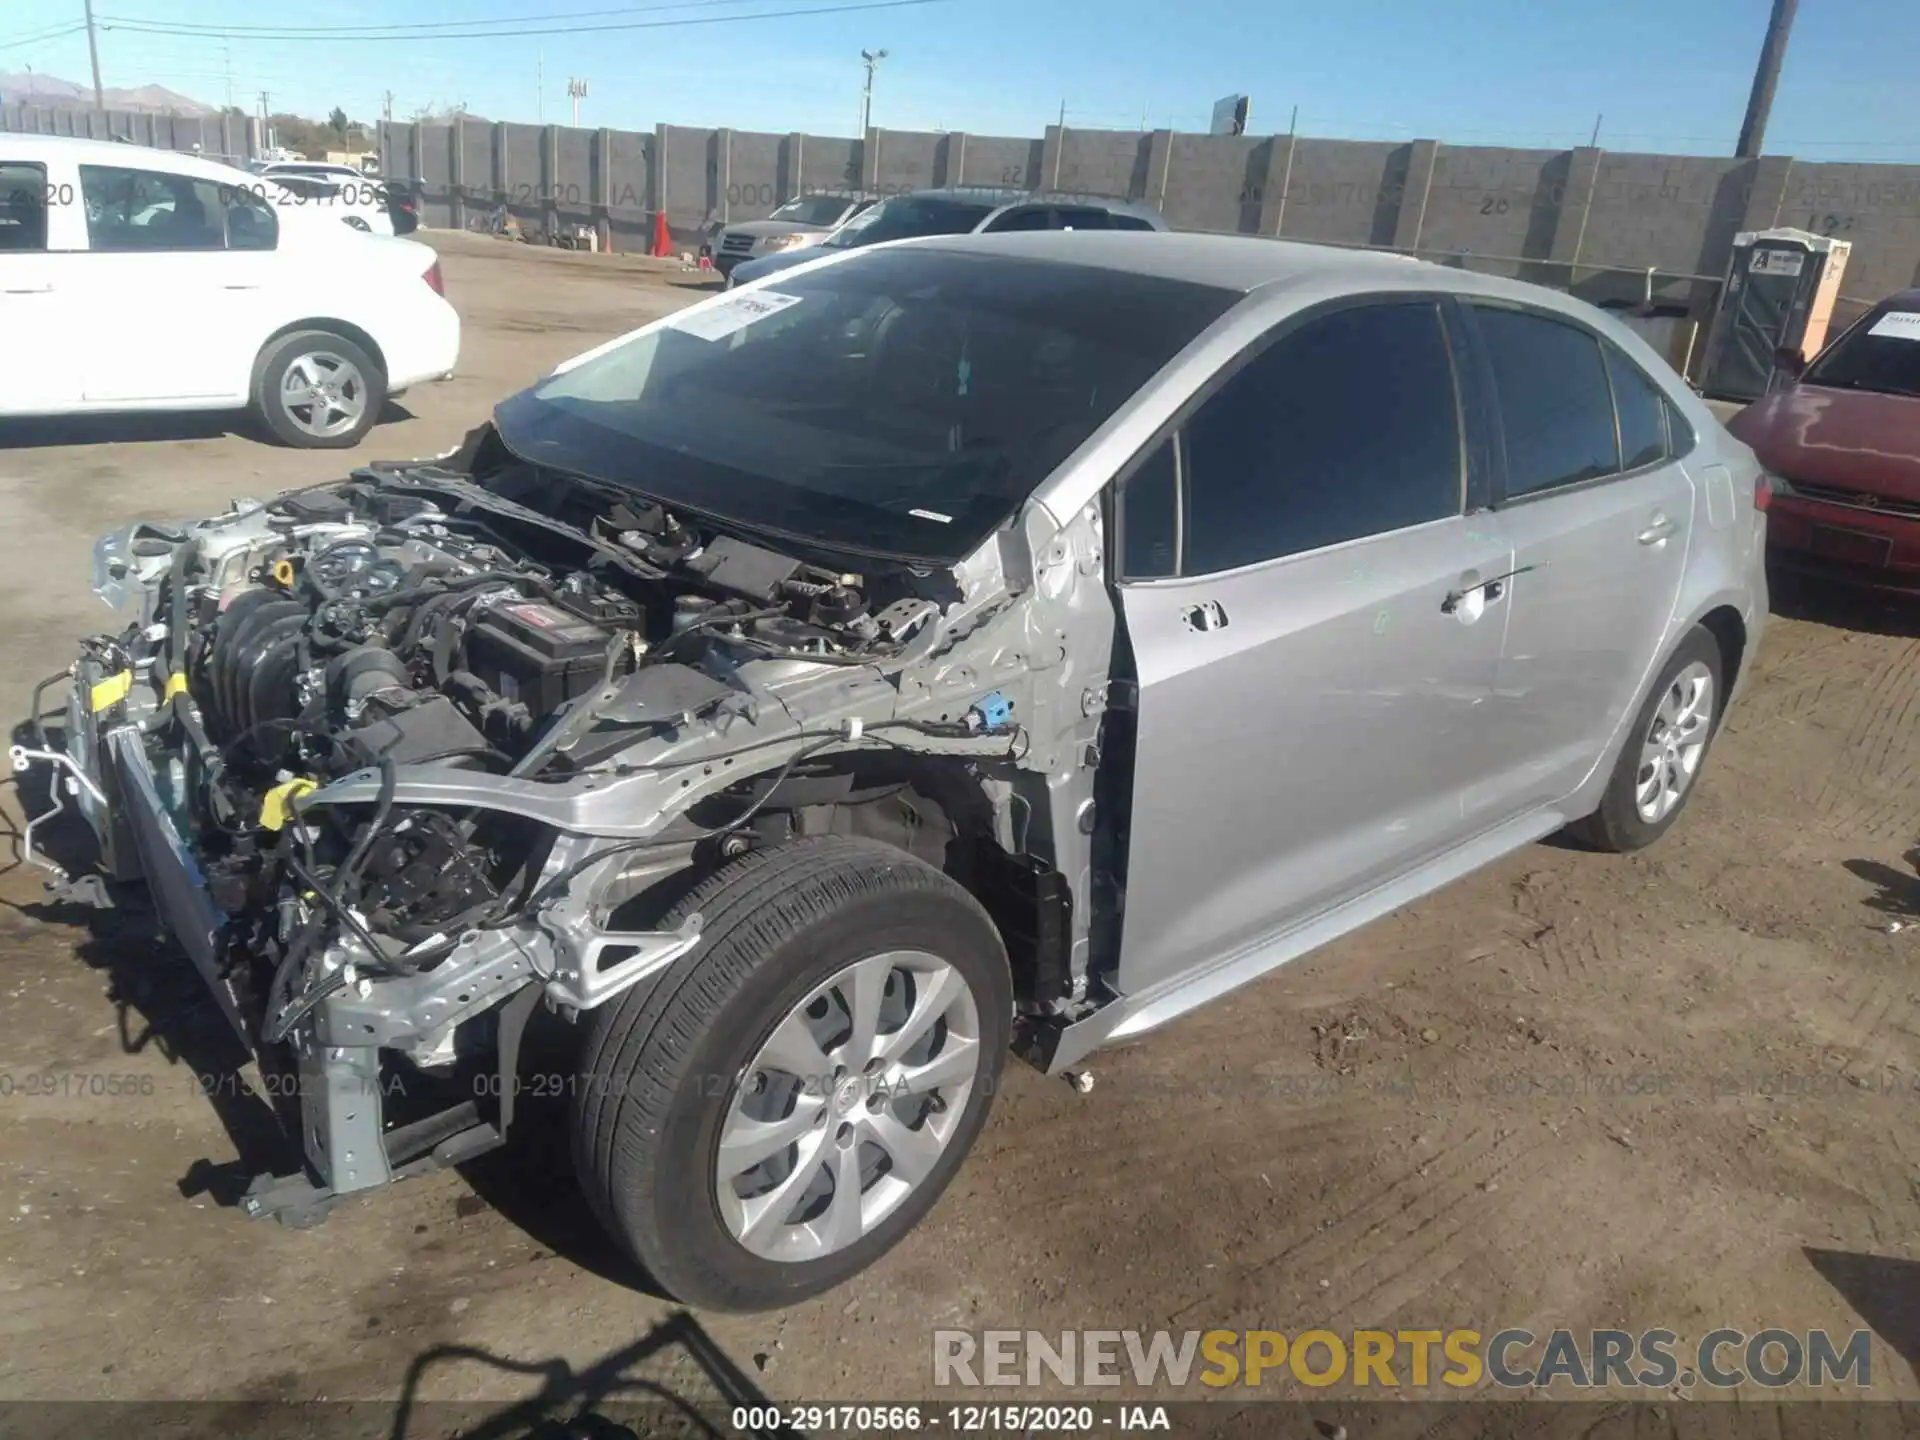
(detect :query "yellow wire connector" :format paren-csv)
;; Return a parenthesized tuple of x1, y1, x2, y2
(88, 670, 132, 713)
(163, 672, 188, 701)
(271, 557, 297, 589)
(259, 778, 318, 832)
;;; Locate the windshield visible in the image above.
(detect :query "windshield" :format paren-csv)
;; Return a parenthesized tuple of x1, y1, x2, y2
(1806, 309, 1920, 398)
(771, 194, 859, 226)
(493, 248, 1237, 562)
(822, 195, 995, 249)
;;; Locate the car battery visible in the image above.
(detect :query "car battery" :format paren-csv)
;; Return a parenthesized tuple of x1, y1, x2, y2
(466, 599, 615, 717)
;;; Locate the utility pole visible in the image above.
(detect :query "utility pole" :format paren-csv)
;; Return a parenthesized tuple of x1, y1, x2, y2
(82, 0, 104, 111)
(1590, 112, 1603, 148)
(537, 48, 544, 123)
(1736, 0, 1797, 158)
(859, 48, 887, 135)
(382, 91, 394, 123)
(258, 91, 270, 122)
(567, 77, 588, 128)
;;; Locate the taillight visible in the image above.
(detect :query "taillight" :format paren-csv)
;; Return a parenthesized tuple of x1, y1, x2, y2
(1754, 471, 1774, 512)
(423, 259, 444, 296)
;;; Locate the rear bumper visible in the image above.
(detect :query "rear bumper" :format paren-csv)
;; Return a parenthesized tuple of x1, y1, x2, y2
(1767, 492, 1920, 594)
(382, 297, 462, 391)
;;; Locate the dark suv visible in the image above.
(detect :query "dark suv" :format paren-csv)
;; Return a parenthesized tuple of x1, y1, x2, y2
(726, 186, 1167, 287)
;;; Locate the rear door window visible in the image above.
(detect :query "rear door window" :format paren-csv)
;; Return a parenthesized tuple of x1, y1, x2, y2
(983, 205, 1055, 232)
(79, 165, 227, 251)
(224, 185, 279, 250)
(1053, 207, 1113, 230)
(1473, 306, 1621, 498)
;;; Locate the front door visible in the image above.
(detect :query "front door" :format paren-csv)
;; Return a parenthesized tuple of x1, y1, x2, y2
(1465, 305, 1697, 809)
(0, 158, 78, 413)
(1111, 297, 1517, 999)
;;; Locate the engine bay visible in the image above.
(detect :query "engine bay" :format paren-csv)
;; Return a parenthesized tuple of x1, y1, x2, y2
(65, 442, 1022, 1046)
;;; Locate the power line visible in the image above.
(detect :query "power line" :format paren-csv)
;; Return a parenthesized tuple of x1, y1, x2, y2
(96, 0, 949, 43)
(0, 23, 87, 51)
(98, 0, 770, 37)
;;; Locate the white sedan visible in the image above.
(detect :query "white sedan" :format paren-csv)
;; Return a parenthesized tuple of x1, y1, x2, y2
(253, 161, 398, 236)
(0, 136, 458, 447)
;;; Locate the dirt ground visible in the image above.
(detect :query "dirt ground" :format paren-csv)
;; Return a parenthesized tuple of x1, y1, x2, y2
(2, 232, 1919, 1424)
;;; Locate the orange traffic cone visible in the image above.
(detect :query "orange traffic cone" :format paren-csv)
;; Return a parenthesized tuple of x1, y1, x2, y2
(651, 211, 672, 258)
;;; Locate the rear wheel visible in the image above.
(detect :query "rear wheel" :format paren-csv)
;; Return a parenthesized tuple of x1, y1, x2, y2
(1571, 626, 1723, 852)
(573, 837, 1011, 1311)
(251, 329, 385, 448)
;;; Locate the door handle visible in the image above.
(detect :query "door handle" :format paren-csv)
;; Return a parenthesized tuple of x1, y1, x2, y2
(1181, 600, 1229, 633)
(1442, 563, 1535, 614)
(222, 283, 261, 290)
(1637, 514, 1678, 545)
(3, 284, 54, 294)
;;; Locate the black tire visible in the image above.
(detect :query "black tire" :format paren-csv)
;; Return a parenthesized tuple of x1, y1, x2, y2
(251, 328, 386, 449)
(573, 836, 1012, 1312)
(1570, 626, 1725, 853)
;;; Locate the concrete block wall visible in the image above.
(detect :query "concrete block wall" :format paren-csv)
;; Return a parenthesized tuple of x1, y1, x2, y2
(1782, 163, 1920, 302)
(959, 135, 1041, 189)
(13, 101, 1920, 359)
(726, 130, 784, 218)
(2, 102, 259, 160)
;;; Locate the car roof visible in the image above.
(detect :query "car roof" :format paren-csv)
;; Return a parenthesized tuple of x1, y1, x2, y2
(1, 133, 253, 185)
(890, 186, 1161, 218)
(906, 228, 1585, 302)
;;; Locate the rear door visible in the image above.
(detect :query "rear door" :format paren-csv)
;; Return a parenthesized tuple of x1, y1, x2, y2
(74, 163, 277, 404)
(1464, 303, 1697, 809)
(1112, 297, 1516, 997)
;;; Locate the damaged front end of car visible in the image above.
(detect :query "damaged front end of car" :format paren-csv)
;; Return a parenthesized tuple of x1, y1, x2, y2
(17, 428, 1118, 1224)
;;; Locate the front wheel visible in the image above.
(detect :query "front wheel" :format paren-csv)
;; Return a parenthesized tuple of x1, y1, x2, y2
(251, 329, 386, 448)
(573, 837, 1012, 1311)
(1571, 626, 1724, 852)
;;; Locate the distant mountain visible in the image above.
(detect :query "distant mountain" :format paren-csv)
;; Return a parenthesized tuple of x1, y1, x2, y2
(0, 72, 215, 115)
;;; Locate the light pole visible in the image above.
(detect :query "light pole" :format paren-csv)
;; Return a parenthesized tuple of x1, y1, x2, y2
(1736, 0, 1797, 158)
(859, 48, 888, 135)
(567, 77, 588, 128)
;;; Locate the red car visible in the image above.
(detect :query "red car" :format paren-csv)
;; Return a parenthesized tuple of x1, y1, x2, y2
(1728, 291, 1920, 593)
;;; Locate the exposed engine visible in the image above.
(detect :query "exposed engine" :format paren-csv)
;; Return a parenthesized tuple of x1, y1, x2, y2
(73, 451, 999, 1052)
(184, 459, 892, 782)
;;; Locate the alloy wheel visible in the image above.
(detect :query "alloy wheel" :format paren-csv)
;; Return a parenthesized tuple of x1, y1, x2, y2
(1635, 659, 1715, 823)
(280, 350, 368, 440)
(715, 949, 981, 1263)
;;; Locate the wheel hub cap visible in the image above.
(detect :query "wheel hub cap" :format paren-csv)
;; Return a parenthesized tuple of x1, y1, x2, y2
(714, 949, 981, 1263)
(1634, 660, 1714, 824)
(280, 350, 368, 438)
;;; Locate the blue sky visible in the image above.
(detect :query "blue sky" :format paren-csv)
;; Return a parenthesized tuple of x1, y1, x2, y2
(3, 0, 1918, 161)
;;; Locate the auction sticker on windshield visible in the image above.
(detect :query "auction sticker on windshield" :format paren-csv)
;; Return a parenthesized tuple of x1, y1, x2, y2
(671, 290, 803, 342)
(1867, 311, 1920, 342)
